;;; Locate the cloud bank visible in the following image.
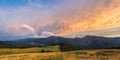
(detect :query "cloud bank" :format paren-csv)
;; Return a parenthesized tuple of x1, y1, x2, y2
(0, 0, 120, 39)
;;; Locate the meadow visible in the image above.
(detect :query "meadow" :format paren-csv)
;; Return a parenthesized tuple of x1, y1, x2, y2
(0, 46, 120, 60)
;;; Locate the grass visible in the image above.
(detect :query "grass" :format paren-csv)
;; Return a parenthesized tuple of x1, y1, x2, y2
(0, 53, 64, 60)
(0, 46, 120, 60)
(0, 45, 60, 56)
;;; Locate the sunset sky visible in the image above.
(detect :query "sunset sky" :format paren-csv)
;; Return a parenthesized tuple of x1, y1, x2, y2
(0, 0, 120, 40)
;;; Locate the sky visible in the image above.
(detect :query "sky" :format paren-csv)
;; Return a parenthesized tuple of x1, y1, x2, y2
(0, 0, 120, 40)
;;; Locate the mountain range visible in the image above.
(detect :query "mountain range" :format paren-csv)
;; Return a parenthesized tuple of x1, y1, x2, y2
(0, 35, 120, 51)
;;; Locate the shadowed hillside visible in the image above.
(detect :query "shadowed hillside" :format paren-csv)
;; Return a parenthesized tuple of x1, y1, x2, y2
(0, 36, 120, 51)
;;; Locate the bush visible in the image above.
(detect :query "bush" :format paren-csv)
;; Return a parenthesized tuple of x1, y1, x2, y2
(40, 49, 53, 53)
(41, 49, 46, 53)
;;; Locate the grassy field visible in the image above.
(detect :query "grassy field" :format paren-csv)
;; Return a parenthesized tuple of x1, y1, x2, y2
(0, 46, 60, 56)
(0, 46, 120, 60)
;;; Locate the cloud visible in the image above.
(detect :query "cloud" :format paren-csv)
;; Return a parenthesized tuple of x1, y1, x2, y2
(20, 24, 36, 34)
(28, 0, 42, 8)
(64, 27, 120, 38)
(48, 0, 120, 36)
(19, 24, 56, 38)
(0, 0, 120, 39)
(33, 31, 55, 38)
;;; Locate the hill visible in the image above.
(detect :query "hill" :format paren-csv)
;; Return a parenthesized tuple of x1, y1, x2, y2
(0, 36, 120, 51)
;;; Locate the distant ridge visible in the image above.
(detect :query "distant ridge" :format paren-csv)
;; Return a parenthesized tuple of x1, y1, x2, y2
(0, 35, 120, 51)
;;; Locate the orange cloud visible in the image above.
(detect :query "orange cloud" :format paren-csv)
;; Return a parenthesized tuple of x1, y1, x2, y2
(53, 0, 120, 36)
